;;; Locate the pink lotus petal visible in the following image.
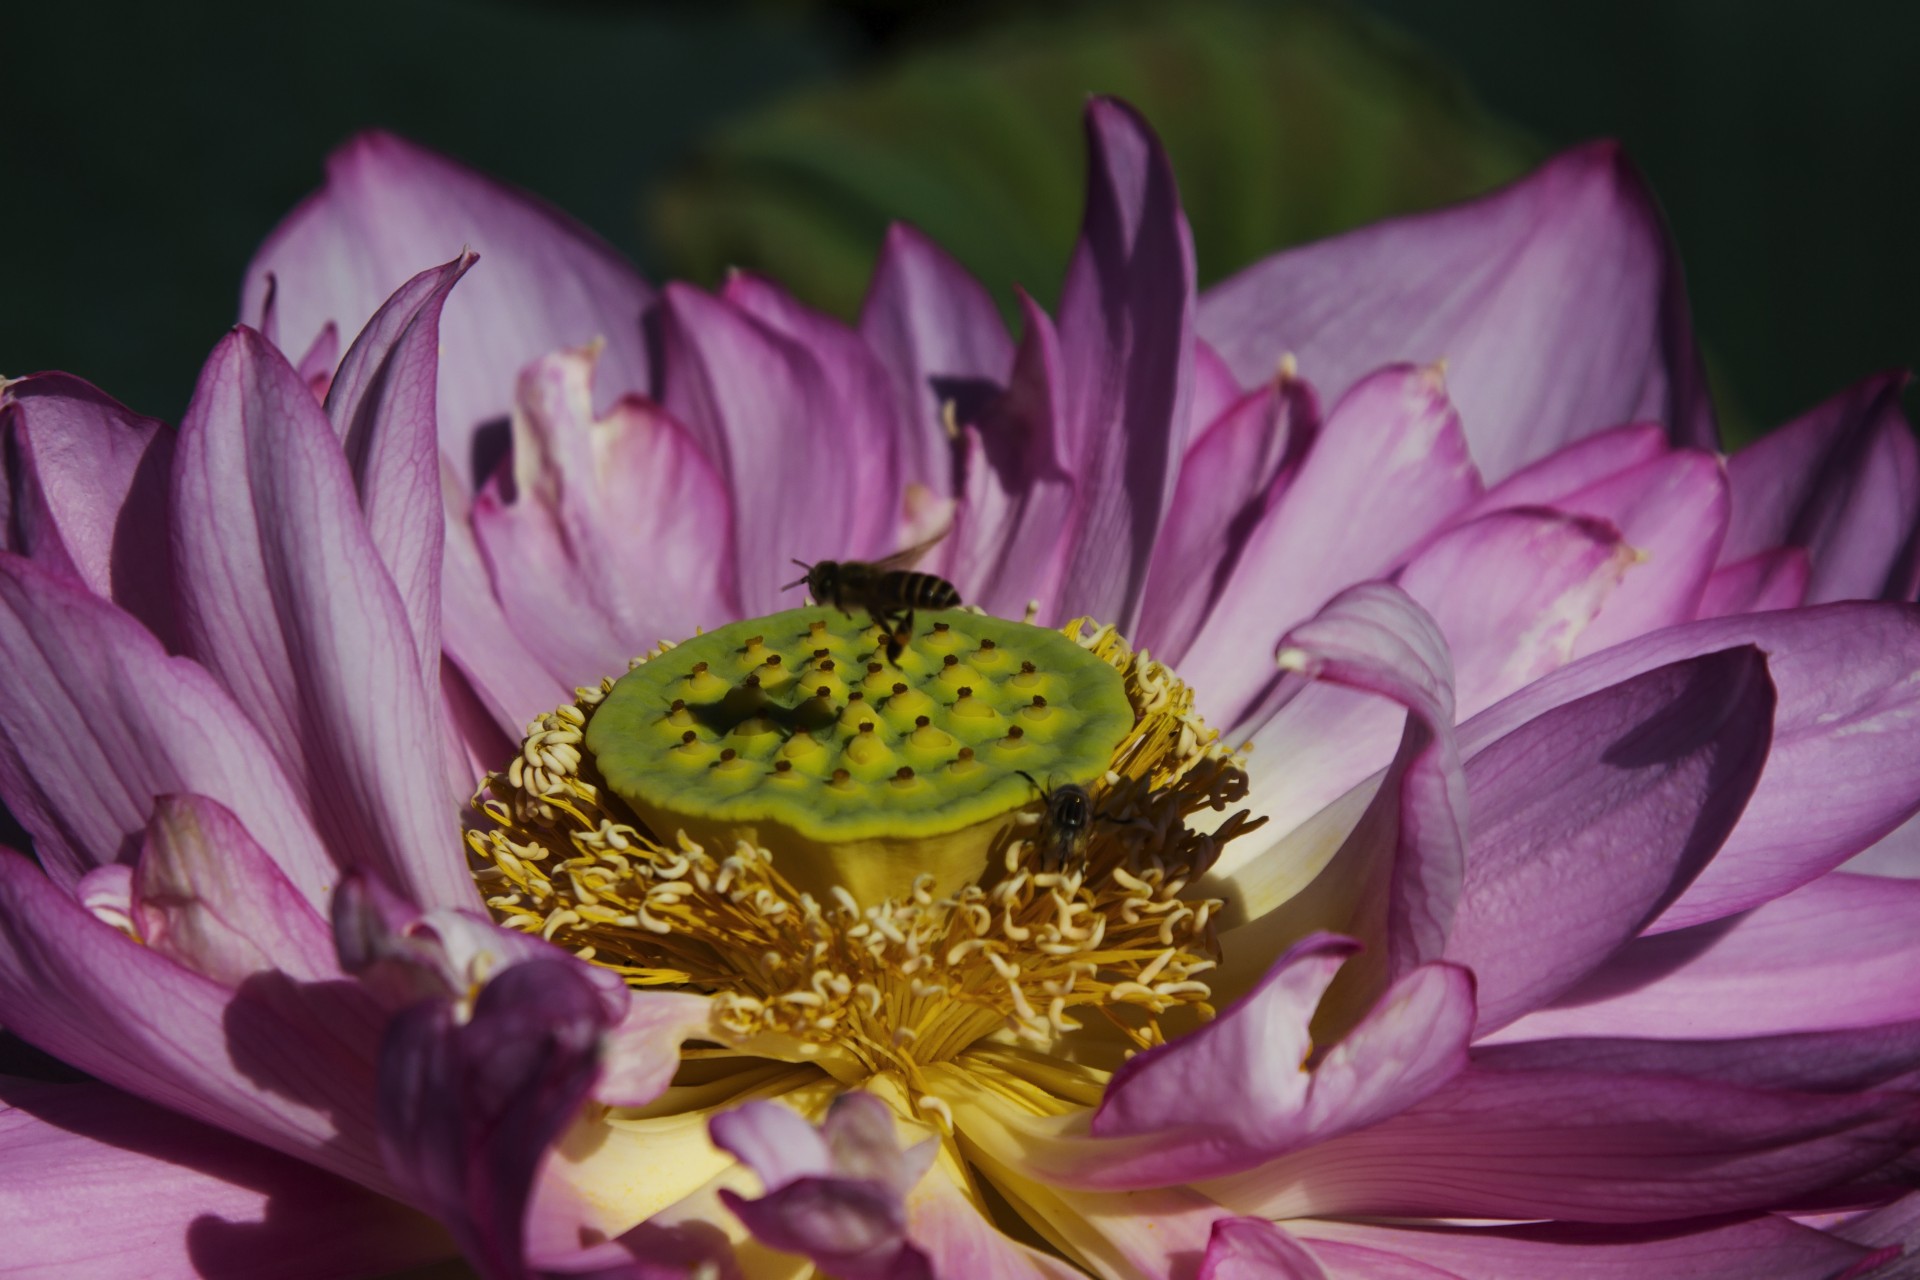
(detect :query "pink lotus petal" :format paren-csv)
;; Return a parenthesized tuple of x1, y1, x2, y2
(1487, 872, 1920, 1042)
(1399, 508, 1633, 720)
(1200, 142, 1715, 479)
(594, 991, 715, 1109)
(859, 223, 1014, 510)
(1833, 1188, 1920, 1276)
(1188, 336, 1244, 435)
(294, 321, 340, 400)
(379, 957, 610, 1278)
(133, 794, 341, 987)
(1081, 936, 1472, 1187)
(1477, 1019, 1920, 1095)
(1723, 371, 1920, 604)
(1464, 421, 1672, 519)
(1199, 1217, 1329, 1280)
(902, 1172, 1086, 1280)
(1183, 363, 1482, 729)
(474, 349, 738, 689)
(0, 1076, 449, 1280)
(0, 553, 334, 905)
(1050, 98, 1197, 632)
(1698, 546, 1813, 619)
(1208, 1064, 1916, 1223)
(173, 328, 470, 910)
(1299, 1215, 1880, 1280)
(950, 293, 1076, 619)
(323, 254, 474, 684)
(243, 131, 654, 485)
(0, 850, 390, 1193)
(1137, 368, 1318, 664)
(1448, 646, 1775, 1034)
(1457, 603, 1920, 932)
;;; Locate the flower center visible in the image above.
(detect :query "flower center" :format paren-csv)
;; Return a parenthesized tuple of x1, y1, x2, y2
(467, 613, 1265, 1093)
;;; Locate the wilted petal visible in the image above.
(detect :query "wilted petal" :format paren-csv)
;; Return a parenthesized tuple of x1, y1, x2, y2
(1199, 1217, 1328, 1280)
(1697, 547, 1811, 619)
(1723, 371, 1920, 603)
(1456, 603, 1920, 931)
(1488, 872, 1920, 1043)
(1447, 646, 1774, 1034)
(1137, 369, 1317, 664)
(380, 957, 609, 1279)
(243, 131, 654, 483)
(1182, 364, 1481, 728)
(0, 554, 334, 905)
(859, 222, 1013, 505)
(0, 1076, 449, 1280)
(173, 328, 469, 910)
(323, 254, 474, 683)
(474, 349, 737, 690)
(0, 372, 177, 646)
(1200, 142, 1714, 478)
(1050, 97, 1196, 631)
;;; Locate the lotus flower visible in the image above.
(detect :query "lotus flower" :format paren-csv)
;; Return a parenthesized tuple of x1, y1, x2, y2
(3, 96, 1919, 1279)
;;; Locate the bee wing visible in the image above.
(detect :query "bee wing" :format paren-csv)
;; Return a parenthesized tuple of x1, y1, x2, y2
(869, 522, 953, 574)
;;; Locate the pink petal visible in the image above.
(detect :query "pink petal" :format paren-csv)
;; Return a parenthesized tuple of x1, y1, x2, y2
(858, 223, 1014, 505)
(1182, 364, 1481, 729)
(594, 991, 714, 1109)
(173, 328, 470, 910)
(1476, 1019, 1920, 1095)
(0, 851, 390, 1193)
(1398, 508, 1634, 720)
(379, 957, 609, 1277)
(1050, 98, 1197, 632)
(1199, 1218, 1329, 1280)
(1080, 935, 1472, 1187)
(0, 1076, 448, 1280)
(1199, 142, 1715, 480)
(0, 372, 178, 646)
(1463, 421, 1670, 518)
(1188, 336, 1244, 433)
(243, 131, 655, 485)
(1448, 645, 1775, 1034)
(473, 348, 738, 689)
(1723, 371, 1920, 604)
(1299, 1215, 1880, 1280)
(1457, 603, 1920, 932)
(1137, 368, 1318, 664)
(1210, 1064, 1915, 1223)
(0, 553, 334, 905)
(323, 254, 474, 685)
(294, 321, 340, 400)
(1697, 547, 1812, 619)
(1488, 872, 1920, 1042)
(902, 1173, 1086, 1280)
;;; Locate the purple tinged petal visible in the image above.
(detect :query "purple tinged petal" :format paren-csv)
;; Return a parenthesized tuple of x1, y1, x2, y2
(0, 553, 335, 905)
(1488, 872, 1920, 1042)
(1049, 97, 1197, 632)
(0, 1076, 450, 1280)
(1463, 421, 1671, 518)
(294, 321, 340, 400)
(1182, 364, 1482, 729)
(1456, 603, 1920, 931)
(1199, 1217, 1329, 1280)
(243, 131, 654, 483)
(323, 254, 474, 685)
(473, 349, 738, 689)
(594, 991, 713, 1108)
(1448, 646, 1775, 1034)
(1188, 336, 1245, 435)
(1398, 508, 1634, 720)
(1207, 1064, 1918, 1223)
(1697, 547, 1812, 619)
(1723, 371, 1920, 603)
(1835, 1189, 1920, 1277)
(1200, 142, 1715, 478)
(858, 222, 1014, 502)
(1476, 1019, 1920, 1095)
(379, 957, 609, 1280)
(173, 328, 470, 910)
(1080, 935, 1472, 1187)
(1299, 1216, 1880, 1280)
(0, 850, 391, 1192)
(133, 793, 339, 987)
(0, 372, 178, 646)
(1137, 368, 1318, 664)
(710, 1098, 831, 1186)
(821, 1091, 939, 1200)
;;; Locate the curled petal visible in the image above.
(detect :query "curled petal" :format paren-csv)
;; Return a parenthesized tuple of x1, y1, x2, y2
(1200, 1218, 1329, 1280)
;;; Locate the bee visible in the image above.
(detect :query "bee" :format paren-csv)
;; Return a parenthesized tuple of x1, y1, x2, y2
(785, 530, 961, 663)
(1016, 771, 1094, 869)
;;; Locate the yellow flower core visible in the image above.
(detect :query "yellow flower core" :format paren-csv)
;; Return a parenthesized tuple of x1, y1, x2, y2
(467, 617, 1265, 1107)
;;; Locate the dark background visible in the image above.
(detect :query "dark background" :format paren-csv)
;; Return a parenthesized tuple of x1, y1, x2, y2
(5, 0, 1915, 438)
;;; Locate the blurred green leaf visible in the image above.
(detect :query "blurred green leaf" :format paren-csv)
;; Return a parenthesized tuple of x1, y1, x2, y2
(651, 0, 1535, 319)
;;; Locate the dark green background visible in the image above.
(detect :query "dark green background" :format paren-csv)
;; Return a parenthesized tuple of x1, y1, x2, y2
(5, 0, 1915, 436)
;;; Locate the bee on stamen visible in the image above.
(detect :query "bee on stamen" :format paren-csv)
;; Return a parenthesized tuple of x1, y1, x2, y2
(1015, 770, 1094, 870)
